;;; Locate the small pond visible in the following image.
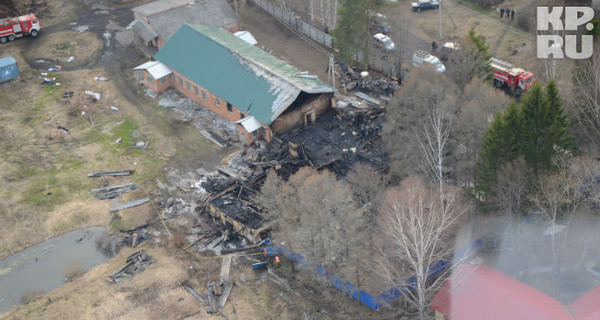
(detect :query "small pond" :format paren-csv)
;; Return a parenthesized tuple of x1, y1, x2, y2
(0, 227, 116, 314)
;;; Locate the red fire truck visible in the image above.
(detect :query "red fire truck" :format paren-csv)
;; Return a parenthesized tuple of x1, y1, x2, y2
(0, 13, 42, 44)
(490, 57, 535, 95)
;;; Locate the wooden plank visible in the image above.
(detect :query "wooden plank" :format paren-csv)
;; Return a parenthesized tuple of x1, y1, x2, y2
(219, 256, 232, 284)
(200, 130, 228, 148)
(218, 282, 234, 312)
(109, 198, 150, 212)
(183, 285, 207, 304)
(88, 170, 134, 177)
(206, 282, 218, 313)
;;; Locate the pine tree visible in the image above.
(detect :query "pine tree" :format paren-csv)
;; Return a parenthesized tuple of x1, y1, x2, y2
(521, 81, 572, 171)
(476, 102, 522, 193)
(545, 80, 572, 155)
(476, 81, 571, 196)
(333, 0, 383, 65)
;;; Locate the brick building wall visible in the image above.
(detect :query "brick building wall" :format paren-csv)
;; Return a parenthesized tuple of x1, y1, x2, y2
(143, 70, 173, 93)
(270, 93, 333, 133)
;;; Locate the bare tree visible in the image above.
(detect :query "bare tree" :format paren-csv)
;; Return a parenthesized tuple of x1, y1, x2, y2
(571, 42, 600, 151)
(346, 162, 387, 211)
(446, 39, 490, 91)
(453, 78, 509, 187)
(382, 67, 459, 182)
(529, 155, 600, 273)
(376, 177, 469, 319)
(259, 167, 365, 274)
(491, 157, 532, 215)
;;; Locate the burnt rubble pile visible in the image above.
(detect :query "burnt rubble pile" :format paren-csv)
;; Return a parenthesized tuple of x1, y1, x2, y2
(210, 195, 265, 230)
(185, 97, 387, 244)
(335, 62, 397, 97)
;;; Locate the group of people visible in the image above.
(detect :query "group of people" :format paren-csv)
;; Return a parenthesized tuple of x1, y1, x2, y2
(498, 7, 515, 21)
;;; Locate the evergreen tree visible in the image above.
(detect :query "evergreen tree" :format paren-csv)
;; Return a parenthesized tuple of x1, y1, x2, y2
(476, 81, 571, 196)
(521, 81, 572, 171)
(545, 80, 572, 154)
(466, 27, 493, 81)
(476, 102, 523, 193)
(333, 0, 383, 65)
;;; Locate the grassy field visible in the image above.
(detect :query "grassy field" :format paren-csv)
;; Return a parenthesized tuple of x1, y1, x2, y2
(24, 31, 103, 69)
(0, 38, 217, 260)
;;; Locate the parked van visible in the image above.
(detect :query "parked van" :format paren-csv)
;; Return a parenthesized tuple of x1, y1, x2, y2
(412, 50, 445, 72)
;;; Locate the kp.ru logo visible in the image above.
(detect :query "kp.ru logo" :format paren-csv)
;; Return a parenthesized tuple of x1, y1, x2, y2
(537, 6, 594, 59)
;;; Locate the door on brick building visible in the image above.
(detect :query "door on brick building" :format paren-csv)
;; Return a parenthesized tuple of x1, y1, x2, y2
(304, 110, 315, 127)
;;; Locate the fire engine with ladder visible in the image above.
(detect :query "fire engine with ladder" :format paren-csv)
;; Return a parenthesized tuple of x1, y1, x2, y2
(490, 57, 535, 95)
(0, 13, 42, 44)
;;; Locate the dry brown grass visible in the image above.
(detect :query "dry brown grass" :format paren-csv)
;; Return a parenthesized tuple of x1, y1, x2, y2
(385, 0, 536, 66)
(24, 31, 103, 68)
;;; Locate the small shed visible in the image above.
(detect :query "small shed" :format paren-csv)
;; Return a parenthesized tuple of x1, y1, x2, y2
(0, 56, 19, 83)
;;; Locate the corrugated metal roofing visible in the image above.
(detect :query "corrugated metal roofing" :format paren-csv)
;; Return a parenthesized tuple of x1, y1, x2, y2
(0, 56, 16, 68)
(131, 18, 158, 42)
(154, 24, 333, 125)
(235, 116, 262, 133)
(233, 31, 257, 46)
(146, 0, 238, 43)
(134, 61, 172, 79)
(132, 0, 191, 17)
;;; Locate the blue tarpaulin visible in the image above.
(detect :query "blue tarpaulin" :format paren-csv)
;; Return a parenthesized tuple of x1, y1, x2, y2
(0, 56, 19, 83)
(265, 239, 482, 311)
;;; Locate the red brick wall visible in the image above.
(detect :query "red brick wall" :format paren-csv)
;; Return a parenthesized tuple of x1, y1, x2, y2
(171, 71, 248, 123)
(142, 71, 172, 93)
(270, 93, 333, 133)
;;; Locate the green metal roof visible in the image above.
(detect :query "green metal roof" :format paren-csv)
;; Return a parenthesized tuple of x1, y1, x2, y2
(154, 24, 334, 125)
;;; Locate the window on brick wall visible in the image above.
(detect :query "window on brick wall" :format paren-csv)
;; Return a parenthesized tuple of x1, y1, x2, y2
(178, 76, 183, 86)
(186, 81, 191, 91)
(160, 76, 167, 84)
(227, 102, 233, 113)
(146, 74, 153, 82)
(202, 90, 207, 100)
(193, 85, 198, 95)
(215, 98, 221, 107)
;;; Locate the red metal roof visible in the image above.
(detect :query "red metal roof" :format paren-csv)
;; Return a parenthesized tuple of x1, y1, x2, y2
(570, 285, 600, 320)
(430, 265, 573, 320)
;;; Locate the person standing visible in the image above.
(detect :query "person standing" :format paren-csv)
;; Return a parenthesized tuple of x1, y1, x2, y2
(511, 10, 515, 21)
(500, 8, 505, 18)
(505, 8, 510, 18)
(432, 41, 438, 52)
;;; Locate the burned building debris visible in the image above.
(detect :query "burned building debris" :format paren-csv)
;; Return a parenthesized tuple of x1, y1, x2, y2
(175, 95, 388, 249)
(335, 61, 397, 97)
(108, 250, 153, 283)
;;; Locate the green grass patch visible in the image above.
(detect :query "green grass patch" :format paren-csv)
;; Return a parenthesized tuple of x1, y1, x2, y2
(109, 213, 125, 232)
(111, 119, 137, 149)
(21, 155, 92, 210)
(55, 41, 71, 51)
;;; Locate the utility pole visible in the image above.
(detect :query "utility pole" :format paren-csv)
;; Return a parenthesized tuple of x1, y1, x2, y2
(438, 0, 443, 39)
(329, 54, 336, 88)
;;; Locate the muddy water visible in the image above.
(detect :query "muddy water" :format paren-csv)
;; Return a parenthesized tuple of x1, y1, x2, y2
(0, 227, 113, 314)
